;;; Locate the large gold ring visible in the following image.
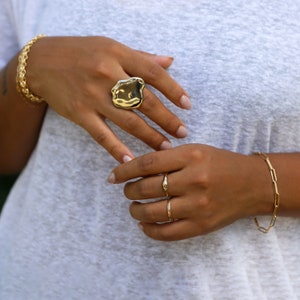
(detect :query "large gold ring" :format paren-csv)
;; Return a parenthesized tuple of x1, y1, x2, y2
(111, 77, 145, 110)
(167, 199, 174, 222)
(162, 173, 169, 197)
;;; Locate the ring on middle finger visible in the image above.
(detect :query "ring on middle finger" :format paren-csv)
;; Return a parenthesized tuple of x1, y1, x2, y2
(111, 77, 145, 110)
(166, 198, 174, 222)
(162, 173, 169, 197)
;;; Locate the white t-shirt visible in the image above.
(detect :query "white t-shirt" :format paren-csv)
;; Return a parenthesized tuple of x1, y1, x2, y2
(1, 1, 300, 299)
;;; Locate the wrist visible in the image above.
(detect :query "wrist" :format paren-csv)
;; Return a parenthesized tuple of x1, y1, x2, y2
(16, 35, 46, 104)
(244, 154, 275, 216)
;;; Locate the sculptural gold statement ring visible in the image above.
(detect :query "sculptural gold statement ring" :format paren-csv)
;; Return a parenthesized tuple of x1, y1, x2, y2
(111, 77, 145, 110)
(162, 173, 169, 197)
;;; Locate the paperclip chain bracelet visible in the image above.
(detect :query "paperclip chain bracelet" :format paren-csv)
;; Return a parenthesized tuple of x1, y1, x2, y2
(254, 152, 280, 233)
(16, 34, 46, 103)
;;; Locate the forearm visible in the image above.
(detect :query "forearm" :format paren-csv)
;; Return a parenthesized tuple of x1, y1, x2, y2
(0, 55, 47, 174)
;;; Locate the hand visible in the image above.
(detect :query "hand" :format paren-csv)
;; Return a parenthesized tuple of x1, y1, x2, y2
(108, 144, 273, 240)
(26, 36, 191, 162)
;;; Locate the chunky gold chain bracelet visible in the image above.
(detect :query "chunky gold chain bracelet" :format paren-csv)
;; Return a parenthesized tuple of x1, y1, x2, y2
(16, 34, 46, 103)
(254, 152, 280, 233)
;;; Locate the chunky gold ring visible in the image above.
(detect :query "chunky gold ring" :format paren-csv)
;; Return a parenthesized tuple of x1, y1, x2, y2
(111, 77, 145, 110)
(162, 173, 169, 197)
(167, 199, 174, 222)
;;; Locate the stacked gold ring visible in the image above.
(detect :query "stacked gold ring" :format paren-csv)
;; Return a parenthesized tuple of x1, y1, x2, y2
(166, 199, 174, 222)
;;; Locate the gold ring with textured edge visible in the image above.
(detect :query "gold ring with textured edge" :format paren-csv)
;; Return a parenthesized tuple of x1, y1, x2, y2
(162, 173, 169, 197)
(111, 77, 145, 110)
(167, 198, 174, 222)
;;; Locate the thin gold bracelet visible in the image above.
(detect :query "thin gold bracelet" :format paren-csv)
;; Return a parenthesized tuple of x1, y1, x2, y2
(254, 152, 280, 233)
(16, 34, 46, 103)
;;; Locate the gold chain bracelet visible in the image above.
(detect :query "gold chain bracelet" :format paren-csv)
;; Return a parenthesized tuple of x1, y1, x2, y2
(16, 34, 46, 103)
(254, 152, 280, 233)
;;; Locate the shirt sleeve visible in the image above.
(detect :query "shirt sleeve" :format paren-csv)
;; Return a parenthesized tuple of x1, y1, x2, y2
(0, 0, 19, 69)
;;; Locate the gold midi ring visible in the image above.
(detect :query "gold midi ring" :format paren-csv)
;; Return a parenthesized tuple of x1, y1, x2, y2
(167, 199, 174, 222)
(111, 77, 145, 110)
(162, 173, 169, 197)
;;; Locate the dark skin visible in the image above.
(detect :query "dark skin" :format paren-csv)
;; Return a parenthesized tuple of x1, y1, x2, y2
(109, 145, 300, 241)
(0, 36, 191, 174)
(2, 36, 300, 241)
(0, 56, 47, 173)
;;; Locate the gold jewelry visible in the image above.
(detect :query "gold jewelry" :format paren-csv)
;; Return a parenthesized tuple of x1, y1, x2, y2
(167, 198, 174, 222)
(111, 77, 145, 110)
(162, 173, 169, 197)
(254, 152, 280, 233)
(16, 34, 46, 103)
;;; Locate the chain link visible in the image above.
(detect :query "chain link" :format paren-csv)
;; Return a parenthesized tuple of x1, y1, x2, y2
(16, 34, 46, 103)
(254, 152, 280, 233)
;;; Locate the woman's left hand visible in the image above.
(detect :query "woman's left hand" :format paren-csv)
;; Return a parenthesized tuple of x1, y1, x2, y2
(108, 144, 273, 241)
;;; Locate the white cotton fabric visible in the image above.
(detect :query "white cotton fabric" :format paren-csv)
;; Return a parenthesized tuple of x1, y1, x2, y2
(1, 0, 300, 299)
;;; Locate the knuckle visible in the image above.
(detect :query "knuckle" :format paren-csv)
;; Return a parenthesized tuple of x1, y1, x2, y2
(94, 131, 109, 145)
(123, 114, 141, 131)
(154, 228, 173, 241)
(108, 143, 121, 159)
(141, 93, 156, 110)
(188, 147, 205, 162)
(163, 114, 181, 133)
(136, 181, 152, 198)
(143, 204, 157, 222)
(194, 196, 212, 212)
(105, 39, 125, 57)
(94, 61, 114, 80)
(192, 172, 210, 189)
(138, 155, 155, 172)
(146, 63, 162, 81)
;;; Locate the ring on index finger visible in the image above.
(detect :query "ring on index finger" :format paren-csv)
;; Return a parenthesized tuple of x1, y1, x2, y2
(111, 77, 145, 110)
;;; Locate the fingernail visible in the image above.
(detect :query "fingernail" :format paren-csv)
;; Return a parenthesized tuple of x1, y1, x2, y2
(123, 155, 133, 163)
(160, 140, 172, 150)
(107, 172, 115, 184)
(180, 95, 192, 110)
(157, 55, 174, 60)
(176, 125, 187, 138)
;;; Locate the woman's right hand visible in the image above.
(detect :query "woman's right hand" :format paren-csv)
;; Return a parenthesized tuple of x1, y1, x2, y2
(26, 36, 191, 162)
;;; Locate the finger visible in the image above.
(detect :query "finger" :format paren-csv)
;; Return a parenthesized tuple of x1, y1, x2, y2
(136, 51, 174, 69)
(104, 103, 174, 151)
(139, 219, 202, 241)
(124, 170, 199, 200)
(124, 173, 174, 200)
(81, 112, 134, 163)
(130, 197, 188, 223)
(150, 55, 174, 69)
(107, 72, 187, 139)
(138, 89, 188, 139)
(109, 147, 185, 183)
(88, 72, 175, 152)
(124, 51, 191, 110)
